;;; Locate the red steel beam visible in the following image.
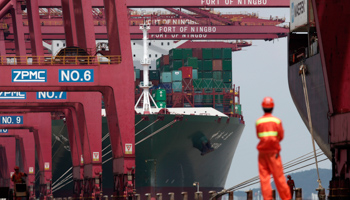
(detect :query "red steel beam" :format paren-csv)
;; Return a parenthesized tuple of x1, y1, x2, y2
(0, 0, 10, 9)
(0, 137, 16, 188)
(5, 24, 288, 34)
(36, 0, 290, 8)
(73, 0, 96, 51)
(0, 107, 88, 197)
(132, 25, 289, 34)
(3, 130, 36, 198)
(4, 32, 286, 41)
(100, 1, 135, 196)
(165, 8, 201, 24)
(10, 2, 26, 59)
(185, 8, 233, 25)
(0, 1, 12, 23)
(0, 106, 86, 197)
(0, 113, 52, 196)
(0, 92, 102, 167)
(61, 0, 78, 46)
(26, 0, 44, 57)
(0, 145, 9, 187)
(3, 25, 289, 37)
(177, 41, 244, 49)
(0, 30, 5, 55)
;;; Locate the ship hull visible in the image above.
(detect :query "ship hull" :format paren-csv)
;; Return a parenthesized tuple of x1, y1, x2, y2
(52, 113, 244, 199)
(288, 53, 331, 159)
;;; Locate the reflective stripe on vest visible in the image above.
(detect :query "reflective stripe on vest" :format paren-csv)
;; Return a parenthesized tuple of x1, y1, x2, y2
(258, 131, 278, 138)
(256, 117, 281, 126)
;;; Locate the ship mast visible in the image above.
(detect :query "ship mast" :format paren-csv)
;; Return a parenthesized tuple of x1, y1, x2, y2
(134, 19, 158, 114)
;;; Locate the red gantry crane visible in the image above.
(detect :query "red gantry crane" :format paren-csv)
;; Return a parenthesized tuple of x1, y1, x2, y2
(0, 0, 290, 199)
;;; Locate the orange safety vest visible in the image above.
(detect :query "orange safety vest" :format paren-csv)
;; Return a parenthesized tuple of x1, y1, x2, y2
(11, 172, 25, 183)
(256, 113, 284, 153)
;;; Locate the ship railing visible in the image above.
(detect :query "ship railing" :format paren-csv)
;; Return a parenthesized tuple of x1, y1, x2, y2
(136, 84, 241, 115)
(0, 55, 121, 65)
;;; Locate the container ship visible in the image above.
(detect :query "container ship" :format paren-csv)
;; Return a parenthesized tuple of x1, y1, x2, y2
(51, 45, 245, 199)
(288, 0, 350, 198)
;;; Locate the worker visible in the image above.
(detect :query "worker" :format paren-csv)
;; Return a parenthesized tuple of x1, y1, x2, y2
(287, 175, 295, 198)
(11, 166, 27, 200)
(256, 97, 291, 200)
(11, 166, 27, 184)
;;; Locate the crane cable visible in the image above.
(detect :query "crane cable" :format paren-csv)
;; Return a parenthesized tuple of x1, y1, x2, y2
(53, 119, 177, 190)
(102, 119, 179, 164)
(228, 150, 325, 191)
(52, 167, 72, 186)
(135, 118, 144, 126)
(210, 150, 328, 199)
(232, 157, 328, 191)
(300, 64, 323, 190)
(136, 120, 177, 145)
(135, 119, 159, 136)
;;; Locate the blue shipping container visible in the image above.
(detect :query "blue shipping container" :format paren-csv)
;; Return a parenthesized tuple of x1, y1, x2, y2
(159, 83, 172, 93)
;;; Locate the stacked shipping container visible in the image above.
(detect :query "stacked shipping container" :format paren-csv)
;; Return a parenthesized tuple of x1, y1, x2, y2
(136, 48, 241, 114)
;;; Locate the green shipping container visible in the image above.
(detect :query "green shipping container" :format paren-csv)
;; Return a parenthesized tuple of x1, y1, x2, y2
(232, 104, 242, 115)
(215, 103, 224, 113)
(170, 60, 183, 70)
(172, 70, 182, 81)
(202, 48, 213, 59)
(197, 60, 203, 71)
(214, 79, 224, 91)
(155, 89, 166, 101)
(224, 83, 232, 90)
(149, 70, 160, 81)
(213, 48, 222, 59)
(192, 69, 198, 79)
(163, 65, 171, 72)
(201, 78, 214, 89)
(169, 49, 183, 60)
(157, 101, 167, 108)
(182, 48, 193, 59)
(172, 82, 182, 92)
(194, 94, 203, 103)
(193, 79, 202, 90)
(134, 69, 140, 79)
(185, 57, 198, 69)
(198, 71, 203, 79)
(215, 95, 224, 103)
(203, 60, 213, 71)
(213, 71, 222, 80)
(156, 58, 162, 69)
(202, 71, 213, 79)
(151, 89, 156, 99)
(222, 59, 232, 71)
(203, 95, 213, 103)
(223, 71, 232, 83)
(161, 72, 172, 83)
(149, 70, 160, 80)
(223, 48, 232, 59)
